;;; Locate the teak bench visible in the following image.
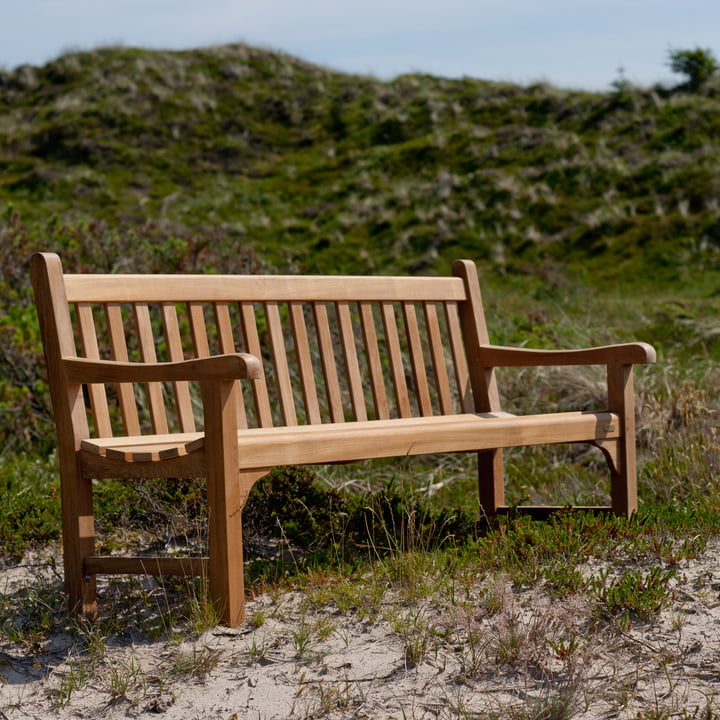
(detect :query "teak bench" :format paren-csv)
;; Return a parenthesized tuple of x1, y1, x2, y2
(31, 252, 655, 626)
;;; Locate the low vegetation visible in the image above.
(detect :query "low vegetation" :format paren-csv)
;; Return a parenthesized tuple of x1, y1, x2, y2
(1, 43, 720, 717)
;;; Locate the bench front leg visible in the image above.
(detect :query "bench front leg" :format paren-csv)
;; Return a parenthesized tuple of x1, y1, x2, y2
(62, 453, 97, 617)
(200, 378, 245, 626)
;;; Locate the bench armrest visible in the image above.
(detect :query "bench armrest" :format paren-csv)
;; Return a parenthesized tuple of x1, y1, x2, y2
(61, 353, 263, 384)
(479, 342, 656, 367)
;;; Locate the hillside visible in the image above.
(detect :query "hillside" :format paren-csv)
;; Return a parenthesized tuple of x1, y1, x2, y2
(2, 43, 720, 281)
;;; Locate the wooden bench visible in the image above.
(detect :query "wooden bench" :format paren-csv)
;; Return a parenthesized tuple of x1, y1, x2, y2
(31, 252, 655, 626)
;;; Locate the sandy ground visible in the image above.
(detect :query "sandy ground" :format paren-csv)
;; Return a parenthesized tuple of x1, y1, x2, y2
(1, 541, 720, 720)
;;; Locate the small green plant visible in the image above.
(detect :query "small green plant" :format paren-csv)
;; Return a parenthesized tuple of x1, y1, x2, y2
(667, 47, 718, 92)
(588, 565, 677, 624)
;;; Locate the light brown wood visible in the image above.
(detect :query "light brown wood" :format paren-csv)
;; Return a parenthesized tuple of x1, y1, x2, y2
(402, 302, 433, 417)
(265, 301, 297, 426)
(62, 354, 262, 384)
(314, 302, 344, 423)
(290, 302, 322, 425)
(85, 556, 208, 576)
(239, 302, 273, 428)
(105, 303, 142, 435)
(32, 251, 655, 629)
(64, 274, 467, 303)
(76, 303, 112, 437)
(134, 302, 169, 434)
(382, 302, 412, 418)
(424, 302, 454, 416)
(214, 301, 248, 429)
(200, 376, 244, 626)
(31, 253, 97, 617)
(359, 302, 390, 420)
(445, 301, 474, 412)
(337, 302, 367, 421)
(226, 411, 622, 468)
(161, 303, 196, 433)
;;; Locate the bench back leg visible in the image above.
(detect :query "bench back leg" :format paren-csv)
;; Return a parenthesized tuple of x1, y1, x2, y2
(477, 448, 505, 517)
(607, 363, 639, 518)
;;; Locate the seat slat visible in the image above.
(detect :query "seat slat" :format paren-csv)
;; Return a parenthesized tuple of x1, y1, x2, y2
(265, 301, 297, 426)
(290, 303, 322, 425)
(76, 303, 112, 437)
(105, 303, 141, 435)
(359, 302, 390, 420)
(314, 302, 344, 423)
(424, 302, 454, 415)
(240, 302, 273, 427)
(337, 302, 367, 422)
(134, 302, 169, 434)
(445, 301, 474, 413)
(232, 411, 620, 468)
(402, 302, 433, 417)
(161, 303, 196, 433)
(215, 302, 248, 429)
(382, 302, 411, 418)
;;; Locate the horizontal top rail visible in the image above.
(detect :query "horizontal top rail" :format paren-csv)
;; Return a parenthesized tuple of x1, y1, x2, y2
(64, 274, 468, 303)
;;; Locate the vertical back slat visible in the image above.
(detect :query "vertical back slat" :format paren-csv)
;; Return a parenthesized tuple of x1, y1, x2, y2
(337, 302, 367, 421)
(105, 303, 141, 435)
(290, 303, 322, 424)
(313, 302, 344, 423)
(76, 303, 112, 437)
(161, 303, 196, 433)
(134, 302, 169, 434)
(402, 302, 433, 417)
(215, 302, 248, 429)
(382, 302, 412, 418)
(423, 302, 454, 415)
(265, 302, 297, 426)
(445, 302, 474, 412)
(359, 302, 390, 420)
(188, 302, 211, 357)
(240, 302, 273, 427)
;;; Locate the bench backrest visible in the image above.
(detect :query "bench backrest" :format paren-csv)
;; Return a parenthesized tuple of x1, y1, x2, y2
(32, 254, 501, 443)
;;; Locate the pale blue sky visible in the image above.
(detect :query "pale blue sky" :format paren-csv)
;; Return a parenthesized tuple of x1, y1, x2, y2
(2, 0, 719, 91)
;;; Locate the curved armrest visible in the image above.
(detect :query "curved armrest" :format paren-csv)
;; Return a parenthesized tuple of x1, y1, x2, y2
(62, 353, 263, 384)
(479, 342, 656, 367)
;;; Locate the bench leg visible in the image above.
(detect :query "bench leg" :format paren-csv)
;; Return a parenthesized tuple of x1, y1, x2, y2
(60, 457, 97, 617)
(607, 363, 638, 519)
(477, 448, 505, 517)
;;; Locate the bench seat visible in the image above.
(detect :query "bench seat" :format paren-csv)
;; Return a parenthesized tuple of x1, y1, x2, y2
(81, 410, 620, 468)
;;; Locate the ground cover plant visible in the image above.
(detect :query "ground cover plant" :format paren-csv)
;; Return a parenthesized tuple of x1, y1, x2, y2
(1, 43, 720, 718)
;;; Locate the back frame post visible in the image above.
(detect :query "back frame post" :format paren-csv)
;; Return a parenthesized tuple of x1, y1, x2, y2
(451, 259, 505, 515)
(30, 253, 98, 616)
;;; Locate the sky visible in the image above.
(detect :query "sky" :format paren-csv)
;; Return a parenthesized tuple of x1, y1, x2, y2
(2, 0, 720, 91)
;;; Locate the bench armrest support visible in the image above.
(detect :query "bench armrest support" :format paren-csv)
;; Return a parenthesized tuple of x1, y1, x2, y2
(479, 342, 656, 368)
(62, 353, 263, 384)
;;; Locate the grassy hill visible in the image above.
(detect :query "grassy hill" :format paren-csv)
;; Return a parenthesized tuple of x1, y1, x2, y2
(3, 43, 720, 281)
